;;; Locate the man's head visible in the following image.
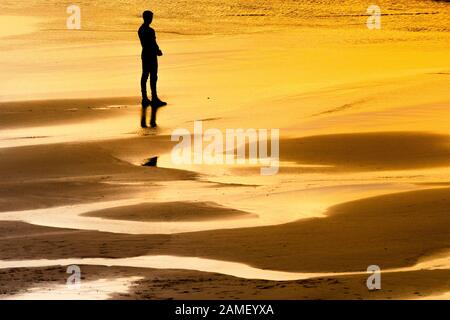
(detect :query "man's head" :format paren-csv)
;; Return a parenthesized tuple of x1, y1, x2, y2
(143, 10, 153, 25)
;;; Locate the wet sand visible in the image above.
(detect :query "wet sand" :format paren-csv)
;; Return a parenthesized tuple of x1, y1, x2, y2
(156, 188, 450, 273)
(280, 132, 450, 172)
(1, 1, 450, 300)
(1, 188, 449, 273)
(1, 265, 449, 300)
(1, 80, 450, 300)
(0, 97, 138, 129)
(83, 202, 255, 222)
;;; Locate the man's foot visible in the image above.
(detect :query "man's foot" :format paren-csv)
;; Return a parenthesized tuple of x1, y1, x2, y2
(151, 98, 167, 107)
(142, 98, 151, 107)
(141, 120, 147, 128)
(150, 122, 157, 128)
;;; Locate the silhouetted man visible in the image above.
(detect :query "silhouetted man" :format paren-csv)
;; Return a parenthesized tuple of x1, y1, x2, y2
(139, 10, 166, 127)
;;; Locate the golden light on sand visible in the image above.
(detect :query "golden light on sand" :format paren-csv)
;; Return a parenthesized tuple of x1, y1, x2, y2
(0, 0, 449, 302)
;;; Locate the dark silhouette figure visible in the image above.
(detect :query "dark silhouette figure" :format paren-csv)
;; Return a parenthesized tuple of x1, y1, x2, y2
(139, 10, 166, 128)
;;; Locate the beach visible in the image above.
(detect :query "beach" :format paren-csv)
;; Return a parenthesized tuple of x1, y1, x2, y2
(0, 0, 450, 300)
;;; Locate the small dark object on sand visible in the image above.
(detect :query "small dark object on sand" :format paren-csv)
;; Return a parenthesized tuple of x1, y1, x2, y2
(143, 156, 158, 167)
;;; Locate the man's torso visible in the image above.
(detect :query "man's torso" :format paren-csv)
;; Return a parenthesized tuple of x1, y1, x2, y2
(138, 25, 158, 58)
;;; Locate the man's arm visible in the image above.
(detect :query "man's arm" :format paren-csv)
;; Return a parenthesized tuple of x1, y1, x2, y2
(151, 28, 163, 56)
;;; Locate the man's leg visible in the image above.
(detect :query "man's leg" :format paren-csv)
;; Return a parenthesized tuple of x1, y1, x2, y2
(141, 59, 151, 106)
(149, 56, 167, 106)
(140, 59, 151, 127)
(149, 56, 158, 100)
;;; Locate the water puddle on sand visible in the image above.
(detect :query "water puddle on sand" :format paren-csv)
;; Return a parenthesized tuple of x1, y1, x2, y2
(2, 277, 142, 300)
(0, 181, 426, 234)
(0, 114, 136, 149)
(0, 251, 448, 299)
(0, 251, 448, 282)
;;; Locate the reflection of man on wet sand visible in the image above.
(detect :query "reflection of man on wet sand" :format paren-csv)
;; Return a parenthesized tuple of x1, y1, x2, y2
(138, 10, 166, 128)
